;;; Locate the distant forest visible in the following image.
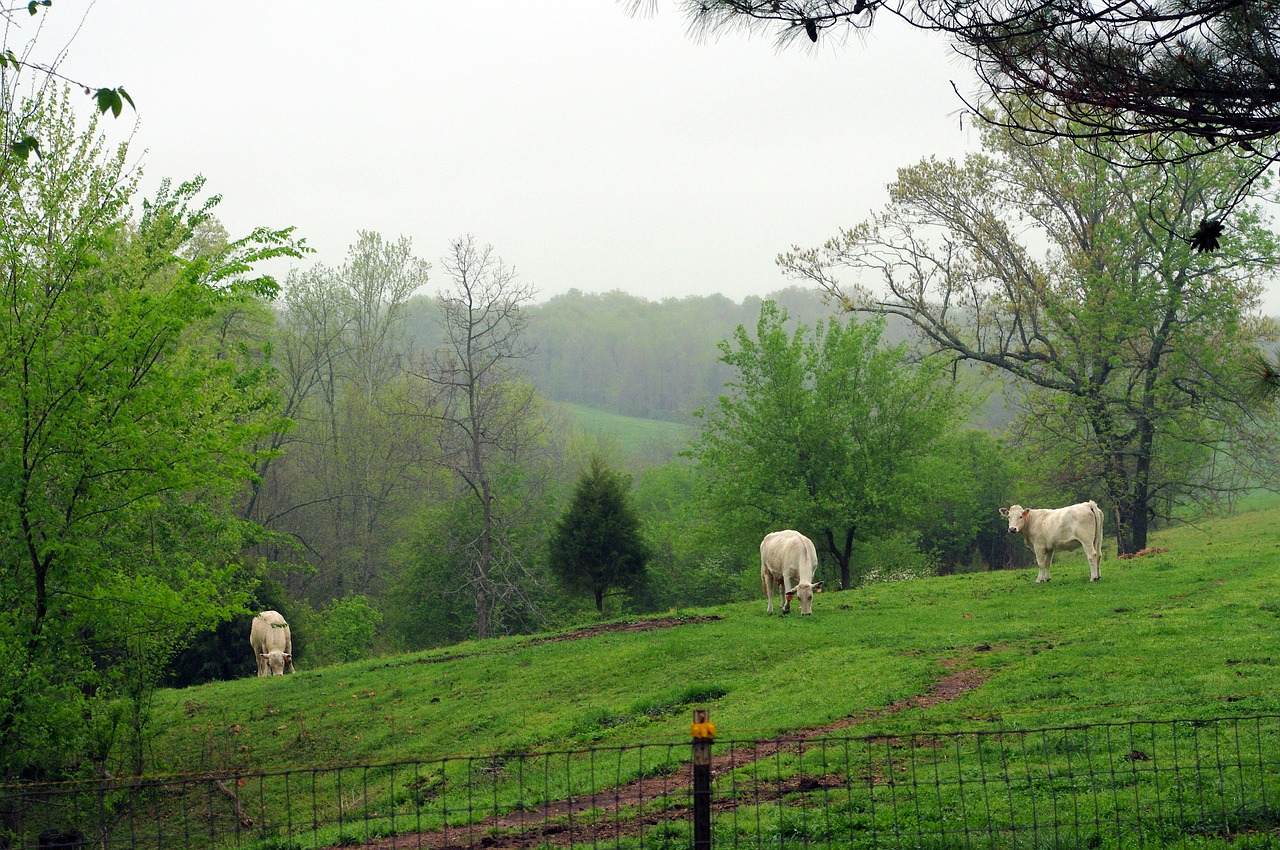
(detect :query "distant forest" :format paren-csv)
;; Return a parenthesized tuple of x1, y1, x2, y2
(402, 285, 971, 427)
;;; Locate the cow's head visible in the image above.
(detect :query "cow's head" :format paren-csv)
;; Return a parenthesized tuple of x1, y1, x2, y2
(260, 649, 291, 676)
(999, 505, 1029, 534)
(784, 581, 823, 615)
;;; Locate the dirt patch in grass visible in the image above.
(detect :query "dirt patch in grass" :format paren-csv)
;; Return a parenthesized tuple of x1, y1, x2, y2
(356, 658, 991, 850)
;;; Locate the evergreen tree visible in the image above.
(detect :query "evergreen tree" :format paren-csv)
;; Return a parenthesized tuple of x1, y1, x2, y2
(549, 455, 651, 613)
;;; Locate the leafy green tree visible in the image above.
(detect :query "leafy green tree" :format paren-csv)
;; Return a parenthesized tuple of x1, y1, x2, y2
(253, 232, 433, 604)
(0, 89, 303, 779)
(294, 594, 383, 666)
(520, 288, 835, 425)
(549, 455, 651, 612)
(385, 453, 564, 650)
(687, 302, 965, 590)
(915, 430, 1021, 572)
(385, 500, 486, 649)
(782, 118, 1279, 554)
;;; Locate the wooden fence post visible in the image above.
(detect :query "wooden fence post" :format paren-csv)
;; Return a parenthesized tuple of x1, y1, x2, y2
(691, 708, 715, 849)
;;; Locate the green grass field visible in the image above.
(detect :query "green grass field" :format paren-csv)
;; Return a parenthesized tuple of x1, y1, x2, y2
(556, 402, 697, 459)
(163, 499, 1280, 769)
(19, 499, 1280, 849)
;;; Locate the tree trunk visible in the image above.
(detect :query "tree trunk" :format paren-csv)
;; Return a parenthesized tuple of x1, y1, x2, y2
(475, 479, 492, 640)
(824, 527, 856, 590)
(1113, 498, 1149, 556)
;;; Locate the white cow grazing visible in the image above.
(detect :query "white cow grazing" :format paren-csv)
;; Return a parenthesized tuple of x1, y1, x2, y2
(760, 530, 823, 615)
(1001, 501, 1104, 582)
(250, 610, 294, 676)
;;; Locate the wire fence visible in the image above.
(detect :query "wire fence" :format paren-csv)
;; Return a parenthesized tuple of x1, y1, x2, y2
(4, 712, 1279, 850)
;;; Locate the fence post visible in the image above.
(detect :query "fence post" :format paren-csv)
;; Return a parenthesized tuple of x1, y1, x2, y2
(691, 708, 715, 849)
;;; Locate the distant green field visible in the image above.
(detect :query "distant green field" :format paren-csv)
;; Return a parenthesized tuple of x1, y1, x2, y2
(556, 401, 698, 459)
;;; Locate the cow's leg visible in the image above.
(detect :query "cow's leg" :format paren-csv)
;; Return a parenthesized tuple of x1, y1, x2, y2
(1036, 549, 1053, 583)
(1087, 545, 1101, 581)
(256, 654, 266, 677)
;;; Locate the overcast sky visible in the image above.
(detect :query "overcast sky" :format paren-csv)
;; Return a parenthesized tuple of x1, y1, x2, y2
(27, 1, 1261, 312)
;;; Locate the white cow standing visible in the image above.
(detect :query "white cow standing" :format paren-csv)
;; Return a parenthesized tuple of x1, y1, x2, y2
(250, 610, 294, 676)
(1001, 501, 1104, 582)
(760, 530, 823, 615)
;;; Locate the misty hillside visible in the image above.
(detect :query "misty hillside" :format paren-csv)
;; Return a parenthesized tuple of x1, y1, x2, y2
(403, 285, 1014, 432)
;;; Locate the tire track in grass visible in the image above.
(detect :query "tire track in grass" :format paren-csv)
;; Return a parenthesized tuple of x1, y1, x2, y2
(357, 658, 990, 850)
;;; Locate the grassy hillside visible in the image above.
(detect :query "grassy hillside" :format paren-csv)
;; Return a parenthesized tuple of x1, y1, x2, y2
(556, 402, 697, 461)
(20, 500, 1269, 850)
(157, 500, 1280, 773)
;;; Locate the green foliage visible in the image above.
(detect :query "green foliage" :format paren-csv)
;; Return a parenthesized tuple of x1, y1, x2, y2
(687, 301, 968, 589)
(515, 287, 906, 424)
(548, 455, 651, 612)
(93, 86, 133, 118)
(296, 595, 383, 667)
(631, 461, 747, 611)
(0, 88, 305, 779)
(385, 480, 571, 650)
(385, 499, 485, 649)
(915, 430, 1022, 572)
(253, 231, 429, 607)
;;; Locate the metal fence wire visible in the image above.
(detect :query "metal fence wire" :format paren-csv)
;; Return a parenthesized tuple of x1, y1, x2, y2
(3, 713, 1279, 850)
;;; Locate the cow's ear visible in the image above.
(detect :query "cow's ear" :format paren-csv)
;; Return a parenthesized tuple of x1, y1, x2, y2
(813, 582, 823, 592)
(998, 507, 1010, 517)
(1021, 509, 1030, 519)
(785, 592, 794, 602)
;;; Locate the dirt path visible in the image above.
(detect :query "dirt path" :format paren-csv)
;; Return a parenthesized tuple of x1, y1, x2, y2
(358, 658, 991, 850)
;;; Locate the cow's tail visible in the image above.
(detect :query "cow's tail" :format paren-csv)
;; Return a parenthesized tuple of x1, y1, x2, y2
(1089, 500, 1103, 557)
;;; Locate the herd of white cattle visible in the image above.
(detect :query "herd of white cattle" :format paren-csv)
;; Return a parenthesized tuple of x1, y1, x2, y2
(761, 500, 1105, 616)
(247, 501, 1106, 676)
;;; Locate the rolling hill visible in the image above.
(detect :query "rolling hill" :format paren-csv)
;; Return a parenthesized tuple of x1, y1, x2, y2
(39, 499, 1278, 850)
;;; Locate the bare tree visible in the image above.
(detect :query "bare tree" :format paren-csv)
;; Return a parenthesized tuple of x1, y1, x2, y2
(409, 236, 548, 640)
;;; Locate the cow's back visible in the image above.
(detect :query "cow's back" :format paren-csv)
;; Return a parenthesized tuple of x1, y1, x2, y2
(761, 530, 817, 584)
(251, 610, 291, 654)
(1026, 502, 1102, 552)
